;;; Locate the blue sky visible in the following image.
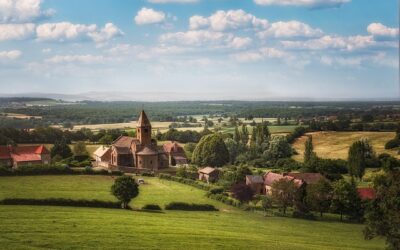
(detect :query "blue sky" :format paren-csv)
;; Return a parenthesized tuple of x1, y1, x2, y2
(0, 0, 398, 100)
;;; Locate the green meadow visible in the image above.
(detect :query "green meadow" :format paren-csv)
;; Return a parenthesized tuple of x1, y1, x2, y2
(0, 176, 385, 249)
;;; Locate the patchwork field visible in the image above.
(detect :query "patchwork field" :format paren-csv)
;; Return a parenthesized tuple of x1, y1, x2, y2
(292, 131, 397, 161)
(0, 175, 385, 249)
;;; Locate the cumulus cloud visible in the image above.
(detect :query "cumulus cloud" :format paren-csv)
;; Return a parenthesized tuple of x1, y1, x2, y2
(0, 0, 54, 23)
(232, 47, 288, 62)
(45, 54, 105, 64)
(160, 30, 233, 46)
(229, 37, 252, 49)
(135, 8, 165, 25)
(36, 22, 122, 43)
(253, 0, 350, 9)
(148, 0, 198, 3)
(367, 23, 399, 40)
(0, 50, 22, 60)
(189, 9, 268, 31)
(0, 23, 35, 41)
(258, 21, 323, 39)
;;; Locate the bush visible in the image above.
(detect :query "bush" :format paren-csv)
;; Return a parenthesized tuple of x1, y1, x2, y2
(142, 204, 162, 210)
(164, 202, 218, 211)
(292, 211, 316, 220)
(141, 172, 155, 177)
(385, 139, 400, 149)
(208, 187, 225, 195)
(0, 198, 121, 209)
(159, 173, 211, 190)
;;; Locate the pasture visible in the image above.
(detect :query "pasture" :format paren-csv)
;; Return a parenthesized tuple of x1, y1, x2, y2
(292, 131, 397, 161)
(0, 175, 385, 249)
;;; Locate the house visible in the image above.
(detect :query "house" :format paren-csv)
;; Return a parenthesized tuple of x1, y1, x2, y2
(163, 141, 188, 166)
(245, 175, 264, 194)
(198, 167, 219, 183)
(0, 145, 50, 168)
(286, 172, 327, 185)
(263, 172, 302, 195)
(93, 146, 111, 167)
(357, 187, 376, 200)
(109, 110, 187, 172)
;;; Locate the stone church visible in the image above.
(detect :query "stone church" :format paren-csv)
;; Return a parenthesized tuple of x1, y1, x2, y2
(109, 110, 187, 171)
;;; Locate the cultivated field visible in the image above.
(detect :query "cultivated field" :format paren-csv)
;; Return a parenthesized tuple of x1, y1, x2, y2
(0, 175, 384, 249)
(292, 131, 397, 161)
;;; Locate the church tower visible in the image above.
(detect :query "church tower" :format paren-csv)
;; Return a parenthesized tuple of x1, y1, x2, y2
(137, 110, 152, 146)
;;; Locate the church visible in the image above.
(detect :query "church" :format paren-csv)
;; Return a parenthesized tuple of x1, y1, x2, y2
(108, 110, 187, 171)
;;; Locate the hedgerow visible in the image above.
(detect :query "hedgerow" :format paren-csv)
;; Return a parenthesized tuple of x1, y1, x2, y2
(158, 173, 211, 190)
(0, 165, 123, 176)
(0, 198, 122, 209)
(165, 202, 218, 211)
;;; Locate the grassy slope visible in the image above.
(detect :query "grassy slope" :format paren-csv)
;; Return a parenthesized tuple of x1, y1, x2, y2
(0, 176, 384, 250)
(292, 131, 397, 161)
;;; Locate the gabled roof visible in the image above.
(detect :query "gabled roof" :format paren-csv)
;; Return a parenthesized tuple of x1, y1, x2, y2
(0, 145, 48, 162)
(163, 141, 184, 153)
(357, 188, 376, 200)
(35, 145, 49, 154)
(287, 173, 327, 185)
(112, 136, 138, 148)
(246, 175, 264, 184)
(137, 146, 158, 155)
(93, 146, 110, 157)
(137, 110, 151, 127)
(264, 172, 295, 186)
(198, 167, 218, 174)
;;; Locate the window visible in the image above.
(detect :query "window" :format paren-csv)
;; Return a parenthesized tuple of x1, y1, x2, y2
(144, 128, 148, 133)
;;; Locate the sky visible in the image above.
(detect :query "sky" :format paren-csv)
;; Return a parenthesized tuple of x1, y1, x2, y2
(0, 0, 399, 101)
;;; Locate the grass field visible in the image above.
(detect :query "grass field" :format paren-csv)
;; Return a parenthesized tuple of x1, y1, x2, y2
(292, 131, 397, 161)
(0, 175, 385, 249)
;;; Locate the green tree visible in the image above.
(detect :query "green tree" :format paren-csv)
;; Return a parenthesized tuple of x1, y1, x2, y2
(331, 179, 362, 221)
(233, 126, 241, 143)
(264, 136, 293, 160)
(111, 176, 139, 209)
(306, 179, 333, 217)
(73, 141, 88, 157)
(260, 195, 273, 215)
(224, 138, 245, 164)
(192, 134, 229, 167)
(304, 135, 314, 164)
(51, 138, 72, 159)
(99, 134, 113, 145)
(348, 139, 375, 179)
(241, 124, 249, 145)
(271, 178, 297, 214)
(364, 170, 400, 250)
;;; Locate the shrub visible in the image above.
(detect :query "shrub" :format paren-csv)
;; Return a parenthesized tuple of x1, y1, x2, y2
(0, 198, 121, 209)
(142, 204, 162, 210)
(165, 202, 218, 211)
(0, 166, 13, 176)
(141, 172, 155, 177)
(385, 139, 400, 149)
(208, 187, 224, 195)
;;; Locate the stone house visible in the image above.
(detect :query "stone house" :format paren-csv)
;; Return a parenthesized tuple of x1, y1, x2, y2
(245, 175, 264, 194)
(198, 167, 219, 183)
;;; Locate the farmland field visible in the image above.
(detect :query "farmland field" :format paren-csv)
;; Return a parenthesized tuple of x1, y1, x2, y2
(292, 131, 397, 161)
(0, 175, 385, 249)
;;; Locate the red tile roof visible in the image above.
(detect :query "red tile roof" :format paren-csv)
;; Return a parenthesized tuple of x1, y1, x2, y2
(163, 141, 184, 153)
(287, 173, 327, 185)
(264, 172, 303, 187)
(357, 188, 376, 200)
(0, 145, 49, 163)
(0, 146, 11, 160)
(112, 136, 139, 148)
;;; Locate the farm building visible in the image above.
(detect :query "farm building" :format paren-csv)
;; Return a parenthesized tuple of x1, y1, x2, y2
(0, 145, 50, 168)
(98, 110, 187, 172)
(93, 146, 111, 167)
(198, 167, 219, 183)
(286, 172, 327, 185)
(245, 175, 264, 194)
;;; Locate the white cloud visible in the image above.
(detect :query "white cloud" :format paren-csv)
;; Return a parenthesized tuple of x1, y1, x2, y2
(88, 23, 124, 43)
(45, 54, 105, 64)
(232, 47, 288, 62)
(189, 9, 268, 32)
(135, 8, 165, 25)
(148, 0, 198, 3)
(0, 50, 22, 60)
(258, 21, 323, 39)
(229, 37, 252, 49)
(253, 0, 350, 9)
(367, 23, 399, 39)
(42, 48, 51, 53)
(160, 30, 233, 46)
(0, 23, 35, 41)
(0, 0, 54, 23)
(36, 22, 122, 43)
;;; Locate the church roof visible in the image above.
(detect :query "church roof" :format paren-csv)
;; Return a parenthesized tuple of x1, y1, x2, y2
(137, 110, 151, 127)
(137, 146, 158, 155)
(112, 136, 138, 148)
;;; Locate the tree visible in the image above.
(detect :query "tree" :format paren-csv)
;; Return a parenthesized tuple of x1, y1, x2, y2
(51, 138, 72, 159)
(364, 170, 400, 250)
(192, 134, 229, 167)
(224, 138, 245, 164)
(331, 179, 362, 221)
(111, 176, 139, 209)
(348, 139, 375, 179)
(233, 126, 241, 144)
(306, 179, 333, 217)
(99, 134, 113, 145)
(230, 183, 254, 203)
(73, 141, 88, 157)
(271, 178, 297, 214)
(241, 124, 249, 145)
(260, 195, 273, 215)
(264, 136, 293, 160)
(304, 135, 314, 164)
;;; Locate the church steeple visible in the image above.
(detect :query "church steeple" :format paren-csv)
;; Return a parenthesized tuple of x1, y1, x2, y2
(137, 110, 152, 145)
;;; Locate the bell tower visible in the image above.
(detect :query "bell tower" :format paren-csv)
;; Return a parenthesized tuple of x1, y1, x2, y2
(137, 110, 152, 146)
